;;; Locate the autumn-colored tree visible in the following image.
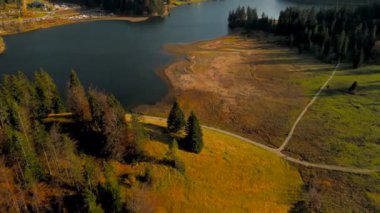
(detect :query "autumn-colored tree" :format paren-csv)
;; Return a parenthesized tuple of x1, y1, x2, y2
(67, 70, 92, 123)
(88, 89, 127, 161)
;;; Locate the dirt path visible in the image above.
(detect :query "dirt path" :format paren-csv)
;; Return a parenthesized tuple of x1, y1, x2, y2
(140, 115, 379, 174)
(278, 62, 341, 151)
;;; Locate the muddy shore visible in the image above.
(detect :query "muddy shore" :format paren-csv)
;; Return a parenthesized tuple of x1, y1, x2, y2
(136, 34, 333, 148)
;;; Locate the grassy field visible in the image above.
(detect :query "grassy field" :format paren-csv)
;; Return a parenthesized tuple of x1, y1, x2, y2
(285, 65, 380, 168)
(113, 118, 303, 212)
(282, 65, 380, 211)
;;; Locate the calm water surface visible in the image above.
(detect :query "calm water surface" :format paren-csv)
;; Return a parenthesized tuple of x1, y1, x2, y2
(0, 0, 318, 108)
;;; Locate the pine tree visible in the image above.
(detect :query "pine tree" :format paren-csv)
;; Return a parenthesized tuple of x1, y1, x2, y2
(67, 70, 92, 123)
(167, 101, 185, 133)
(34, 70, 64, 117)
(184, 112, 203, 153)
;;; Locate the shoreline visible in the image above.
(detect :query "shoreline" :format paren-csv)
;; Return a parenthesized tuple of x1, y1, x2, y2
(136, 33, 332, 148)
(0, 0, 208, 37)
(0, 15, 150, 37)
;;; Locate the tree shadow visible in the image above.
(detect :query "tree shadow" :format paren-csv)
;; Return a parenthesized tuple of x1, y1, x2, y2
(319, 84, 380, 97)
(144, 123, 172, 146)
(342, 68, 380, 76)
(299, 67, 334, 72)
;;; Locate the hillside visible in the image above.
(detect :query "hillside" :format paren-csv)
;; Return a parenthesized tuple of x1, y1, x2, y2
(116, 116, 303, 212)
(0, 70, 303, 212)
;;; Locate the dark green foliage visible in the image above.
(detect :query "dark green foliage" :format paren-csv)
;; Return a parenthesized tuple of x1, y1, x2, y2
(34, 70, 65, 117)
(83, 189, 104, 213)
(353, 47, 364, 68)
(98, 162, 125, 213)
(276, 6, 379, 66)
(229, 5, 380, 67)
(167, 101, 185, 133)
(84, 159, 98, 189)
(228, 6, 274, 31)
(184, 112, 203, 153)
(0, 70, 137, 211)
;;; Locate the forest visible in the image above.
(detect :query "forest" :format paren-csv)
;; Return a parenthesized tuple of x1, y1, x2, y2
(0, 70, 202, 212)
(228, 4, 380, 68)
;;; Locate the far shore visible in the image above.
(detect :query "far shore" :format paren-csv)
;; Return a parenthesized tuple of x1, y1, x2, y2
(0, 0, 208, 37)
(0, 15, 150, 37)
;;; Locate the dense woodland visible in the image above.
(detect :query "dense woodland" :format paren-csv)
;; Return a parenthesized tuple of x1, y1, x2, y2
(228, 4, 380, 68)
(0, 70, 202, 212)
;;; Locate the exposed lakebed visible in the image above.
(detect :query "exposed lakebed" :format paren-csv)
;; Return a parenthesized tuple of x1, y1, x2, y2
(0, 0, 318, 108)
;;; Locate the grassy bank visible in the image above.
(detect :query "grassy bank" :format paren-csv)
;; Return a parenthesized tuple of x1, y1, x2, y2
(116, 117, 302, 212)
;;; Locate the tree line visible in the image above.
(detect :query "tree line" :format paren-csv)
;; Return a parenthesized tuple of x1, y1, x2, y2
(0, 70, 139, 211)
(228, 4, 380, 68)
(0, 70, 204, 212)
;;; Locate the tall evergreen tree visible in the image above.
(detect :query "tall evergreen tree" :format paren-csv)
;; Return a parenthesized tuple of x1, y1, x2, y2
(184, 112, 203, 153)
(34, 70, 64, 117)
(167, 101, 185, 133)
(67, 70, 92, 123)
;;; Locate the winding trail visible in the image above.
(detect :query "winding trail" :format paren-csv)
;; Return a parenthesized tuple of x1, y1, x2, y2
(278, 62, 340, 151)
(141, 114, 379, 174)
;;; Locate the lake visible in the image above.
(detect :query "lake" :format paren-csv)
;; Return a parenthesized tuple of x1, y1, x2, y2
(0, 0, 319, 108)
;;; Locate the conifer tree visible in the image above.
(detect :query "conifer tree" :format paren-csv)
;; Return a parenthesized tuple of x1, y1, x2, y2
(167, 101, 185, 133)
(34, 70, 64, 117)
(184, 112, 203, 153)
(67, 70, 92, 123)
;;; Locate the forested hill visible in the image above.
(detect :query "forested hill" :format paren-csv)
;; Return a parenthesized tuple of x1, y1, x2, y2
(228, 4, 380, 68)
(283, 0, 380, 6)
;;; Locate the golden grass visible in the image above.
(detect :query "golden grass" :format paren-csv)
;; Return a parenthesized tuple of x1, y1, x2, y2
(114, 117, 303, 212)
(0, 36, 5, 54)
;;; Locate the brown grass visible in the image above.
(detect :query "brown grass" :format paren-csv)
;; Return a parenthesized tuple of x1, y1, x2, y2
(137, 34, 334, 148)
